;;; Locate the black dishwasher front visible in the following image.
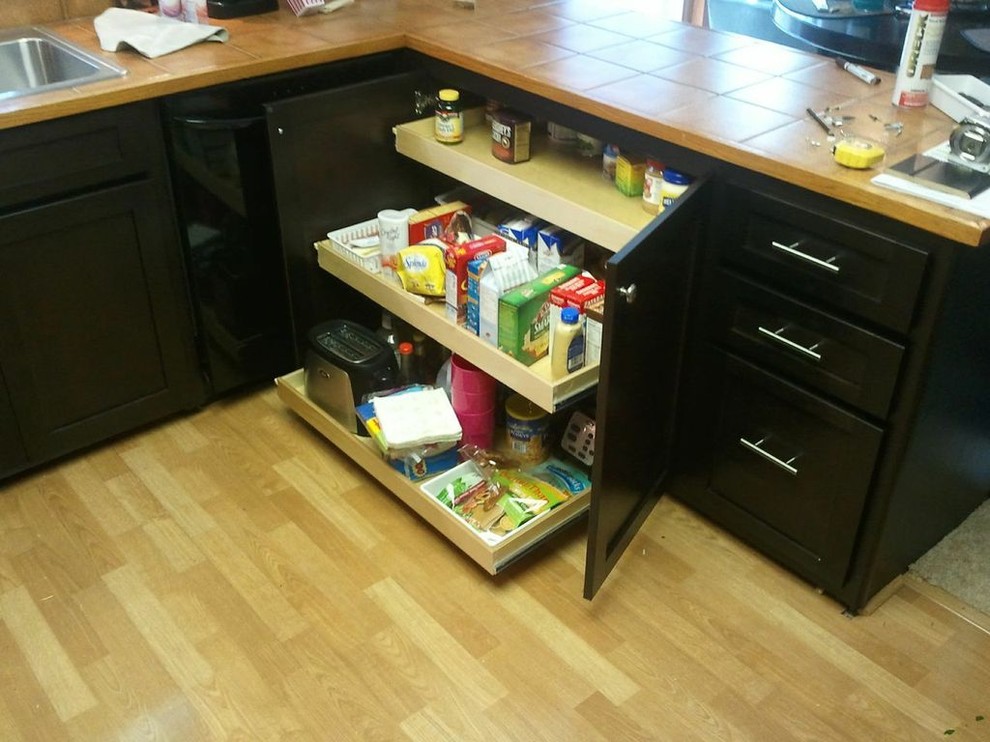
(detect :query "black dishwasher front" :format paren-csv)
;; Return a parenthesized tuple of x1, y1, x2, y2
(163, 51, 438, 398)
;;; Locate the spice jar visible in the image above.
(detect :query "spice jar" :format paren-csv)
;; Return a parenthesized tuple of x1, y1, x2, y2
(642, 159, 664, 214)
(435, 89, 464, 144)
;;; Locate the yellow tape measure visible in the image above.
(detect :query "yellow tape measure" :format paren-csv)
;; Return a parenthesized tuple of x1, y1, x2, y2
(832, 137, 886, 169)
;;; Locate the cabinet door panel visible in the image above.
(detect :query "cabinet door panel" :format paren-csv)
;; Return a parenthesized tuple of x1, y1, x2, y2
(706, 353, 882, 584)
(584, 177, 712, 599)
(266, 70, 450, 350)
(0, 182, 200, 460)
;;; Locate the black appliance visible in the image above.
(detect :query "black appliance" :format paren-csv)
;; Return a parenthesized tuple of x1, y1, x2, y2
(207, 0, 278, 18)
(163, 53, 447, 400)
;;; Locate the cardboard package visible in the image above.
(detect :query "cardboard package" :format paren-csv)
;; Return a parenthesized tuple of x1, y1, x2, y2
(498, 265, 581, 365)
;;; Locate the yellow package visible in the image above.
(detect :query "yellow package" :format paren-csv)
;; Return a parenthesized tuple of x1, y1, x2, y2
(396, 240, 446, 297)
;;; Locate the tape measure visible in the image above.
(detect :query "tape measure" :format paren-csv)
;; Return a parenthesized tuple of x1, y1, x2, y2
(832, 137, 886, 169)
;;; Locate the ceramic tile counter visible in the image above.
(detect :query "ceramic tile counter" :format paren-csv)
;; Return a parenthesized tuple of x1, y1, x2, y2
(0, 0, 985, 246)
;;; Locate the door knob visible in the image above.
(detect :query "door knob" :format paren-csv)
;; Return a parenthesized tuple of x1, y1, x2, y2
(617, 283, 637, 304)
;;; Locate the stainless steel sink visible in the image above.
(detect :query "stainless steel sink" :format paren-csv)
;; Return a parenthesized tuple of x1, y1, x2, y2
(0, 27, 127, 101)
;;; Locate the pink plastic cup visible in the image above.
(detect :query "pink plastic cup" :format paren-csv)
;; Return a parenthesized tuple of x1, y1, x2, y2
(456, 406, 495, 449)
(452, 387, 496, 415)
(451, 354, 497, 395)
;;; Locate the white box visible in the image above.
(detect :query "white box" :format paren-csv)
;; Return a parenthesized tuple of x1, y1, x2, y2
(932, 75, 990, 123)
(478, 244, 535, 346)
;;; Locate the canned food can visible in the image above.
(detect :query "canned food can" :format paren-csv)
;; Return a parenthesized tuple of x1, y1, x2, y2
(491, 109, 532, 164)
(505, 393, 549, 464)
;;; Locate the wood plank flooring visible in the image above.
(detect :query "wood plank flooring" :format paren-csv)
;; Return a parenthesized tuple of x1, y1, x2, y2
(1, 386, 988, 741)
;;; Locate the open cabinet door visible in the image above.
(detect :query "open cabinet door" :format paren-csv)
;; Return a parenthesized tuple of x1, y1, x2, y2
(584, 176, 712, 598)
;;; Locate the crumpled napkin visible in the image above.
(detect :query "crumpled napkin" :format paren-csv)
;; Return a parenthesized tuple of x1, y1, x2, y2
(94, 8, 229, 59)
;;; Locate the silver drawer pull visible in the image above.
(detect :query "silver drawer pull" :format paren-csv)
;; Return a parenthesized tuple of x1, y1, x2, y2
(757, 325, 823, 361)
(739, 436, 799, 476)
(770, 240, 840, 274)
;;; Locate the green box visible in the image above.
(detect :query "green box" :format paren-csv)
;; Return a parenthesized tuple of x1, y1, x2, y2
(498, 265, 581, 365)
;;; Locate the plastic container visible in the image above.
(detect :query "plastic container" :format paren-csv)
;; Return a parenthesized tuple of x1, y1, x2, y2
(450, 354, 497, 395)
(505, 393, 549, 464)
(159, 0, 182, 17)
(642, 159, 664, 215)
(660, 168, 693, 210)
(435, 89, 464, 144)
(398, 342, 415, 385)
(455, 406, 495, 449)
(376, 311, 399, 365)
(891, 0, 949, 108)
(602, 143, 619, 182)
(551, 306, 585, 378)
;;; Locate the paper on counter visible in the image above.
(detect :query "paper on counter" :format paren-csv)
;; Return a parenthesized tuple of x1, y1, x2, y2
(872, 141, 990, 220)
(94, 8, 228, 59)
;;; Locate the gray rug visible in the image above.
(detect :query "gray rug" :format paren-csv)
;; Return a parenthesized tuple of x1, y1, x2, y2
(910, 498, 990, 616)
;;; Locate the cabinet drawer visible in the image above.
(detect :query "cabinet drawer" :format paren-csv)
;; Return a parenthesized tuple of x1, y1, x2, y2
(708, 270, 905, 419)
(704, 353, 882, 583)
(0, 103, 155, 210)
(719, 185, 927, 334)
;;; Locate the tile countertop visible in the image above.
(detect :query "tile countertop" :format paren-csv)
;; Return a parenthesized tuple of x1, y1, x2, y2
(0, 0, 985, 247)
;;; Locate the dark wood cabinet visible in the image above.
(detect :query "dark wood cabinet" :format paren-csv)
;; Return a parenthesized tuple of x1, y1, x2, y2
(0, 367, 27, 473)
(0, 103, 202, 479)
(674, 171, 990, 611)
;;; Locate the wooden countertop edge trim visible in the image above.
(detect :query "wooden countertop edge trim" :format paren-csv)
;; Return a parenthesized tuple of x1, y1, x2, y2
(0, 35, 405, 130)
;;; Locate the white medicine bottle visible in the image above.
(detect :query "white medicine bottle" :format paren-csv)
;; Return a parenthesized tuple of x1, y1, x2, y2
(552, 307, 585, 378)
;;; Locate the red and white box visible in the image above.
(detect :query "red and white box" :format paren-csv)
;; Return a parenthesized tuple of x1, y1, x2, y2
(444, 234, 506, 324)
(548, 275, 606, 358)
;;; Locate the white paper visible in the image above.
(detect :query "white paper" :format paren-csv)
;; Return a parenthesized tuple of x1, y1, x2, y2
(872, 141, 990, 219)
(373, 388, 462, 450)
(94, 8, 228, 59)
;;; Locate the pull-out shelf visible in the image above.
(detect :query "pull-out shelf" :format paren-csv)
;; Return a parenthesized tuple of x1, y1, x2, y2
(315, 241, 599, 412)
(394, 115, 653, 253)
(275, 369, 590, 574)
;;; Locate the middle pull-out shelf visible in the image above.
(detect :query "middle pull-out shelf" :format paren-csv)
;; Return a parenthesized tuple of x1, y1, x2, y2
(315, 240, 599, 412)
(275, 369, 590, 575)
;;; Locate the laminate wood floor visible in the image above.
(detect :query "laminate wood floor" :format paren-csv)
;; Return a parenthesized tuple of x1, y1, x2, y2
(1, 387, 988, 741)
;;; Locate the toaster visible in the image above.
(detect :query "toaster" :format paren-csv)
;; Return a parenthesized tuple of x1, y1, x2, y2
(304, 319, 398, 433)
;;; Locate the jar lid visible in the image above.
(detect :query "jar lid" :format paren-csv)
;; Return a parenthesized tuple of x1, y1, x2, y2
(646, 158, 664, 170)
(663, 168, 693, 185)
(438, 88, 460, 102)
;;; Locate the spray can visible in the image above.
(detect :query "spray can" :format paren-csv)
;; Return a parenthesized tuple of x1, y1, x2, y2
(891, 0, 949, 108)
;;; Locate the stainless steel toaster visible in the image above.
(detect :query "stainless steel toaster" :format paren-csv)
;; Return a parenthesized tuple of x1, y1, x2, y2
(304, 319, 398, 433)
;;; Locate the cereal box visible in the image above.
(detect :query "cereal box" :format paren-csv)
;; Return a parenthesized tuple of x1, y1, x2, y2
(497, 265, 581, 365)
(444, 234, 505, 324)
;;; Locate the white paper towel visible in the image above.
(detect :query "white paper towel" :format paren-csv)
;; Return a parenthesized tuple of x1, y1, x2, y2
(94, 8, 228, 59)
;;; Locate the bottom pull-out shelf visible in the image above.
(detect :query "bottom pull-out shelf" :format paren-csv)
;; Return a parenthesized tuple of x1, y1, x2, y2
(275, 370, 589, 575)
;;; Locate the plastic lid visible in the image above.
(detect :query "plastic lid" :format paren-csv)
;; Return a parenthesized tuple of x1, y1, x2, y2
(911, 0, 948, 11)
(663, 168, 693, 185)
(438, 88, 460, 102)
(561, 307, 580, 324)
(646, 158, 664, 171)
(398, 341, 414, 355)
